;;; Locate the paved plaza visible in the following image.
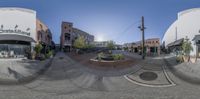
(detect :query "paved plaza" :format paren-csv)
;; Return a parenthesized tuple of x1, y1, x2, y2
(0, 58, 52, 84)
(0, 52, 200, 99)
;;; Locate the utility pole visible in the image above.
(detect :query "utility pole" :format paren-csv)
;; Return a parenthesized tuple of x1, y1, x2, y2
(138, 16, 146, 60)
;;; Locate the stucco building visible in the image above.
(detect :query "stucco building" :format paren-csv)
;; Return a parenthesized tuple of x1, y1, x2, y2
(0, 7, 53, 58)
(162, 8, 200, 58)
(123, 38, 160, 56)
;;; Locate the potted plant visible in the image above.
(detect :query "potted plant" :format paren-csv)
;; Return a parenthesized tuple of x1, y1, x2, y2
(31, 51, 36, 60)
(190, 55, 197, 63)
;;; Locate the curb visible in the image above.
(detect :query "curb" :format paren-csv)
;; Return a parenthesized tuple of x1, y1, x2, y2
(124, 63, 176, 88)
(124, 75, 175, 88)
(0, 58, 54, 85)
(163, 58, 200, 85)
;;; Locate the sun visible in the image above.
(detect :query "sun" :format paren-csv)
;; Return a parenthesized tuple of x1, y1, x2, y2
(95, 34, 105, 41)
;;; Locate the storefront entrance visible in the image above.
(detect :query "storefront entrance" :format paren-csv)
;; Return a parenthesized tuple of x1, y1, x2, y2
(0, 40, 31, 58)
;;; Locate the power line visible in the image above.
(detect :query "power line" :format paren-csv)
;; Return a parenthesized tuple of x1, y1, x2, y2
(113, 20, 141, 42)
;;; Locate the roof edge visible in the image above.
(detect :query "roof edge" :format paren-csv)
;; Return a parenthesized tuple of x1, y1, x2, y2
(178, 8, 200, 18)
(0, 7, 36, 14)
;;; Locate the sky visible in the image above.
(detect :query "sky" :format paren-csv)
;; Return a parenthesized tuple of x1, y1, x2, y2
(0, 0, 200, 44)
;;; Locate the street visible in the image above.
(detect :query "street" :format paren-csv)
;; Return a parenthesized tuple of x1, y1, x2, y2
(0, 52, 200, 99)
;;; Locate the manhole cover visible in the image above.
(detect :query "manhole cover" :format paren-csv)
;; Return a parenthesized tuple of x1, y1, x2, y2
(139, 72, 158, 81)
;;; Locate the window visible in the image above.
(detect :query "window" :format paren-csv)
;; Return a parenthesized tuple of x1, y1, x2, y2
(69, 24, 72, 27)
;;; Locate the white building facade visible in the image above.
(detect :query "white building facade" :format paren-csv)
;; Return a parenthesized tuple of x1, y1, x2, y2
(0, 7, 36, 58)
(162, 8, 200, 57)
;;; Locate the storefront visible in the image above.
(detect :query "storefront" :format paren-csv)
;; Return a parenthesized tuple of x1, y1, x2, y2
(0, 7, 37, 58)
(162, 8, 200, 57)
(193, 35, 200, 58)
(0, 34, 35, 58)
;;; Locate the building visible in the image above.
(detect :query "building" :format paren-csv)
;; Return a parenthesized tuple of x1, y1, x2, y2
(0, 7, 53, 58)
(36, 19, 53, 54)
(60, 22, 94, 52)
(162, 8, 200, 58)
(123, 38, 160, 56)
(93, 41, 115, 48)
(93, 41, 123, 50)
(123, 42, 135, 52)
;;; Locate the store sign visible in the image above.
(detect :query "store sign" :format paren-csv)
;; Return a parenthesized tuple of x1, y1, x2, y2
(0, 29, 30, 36)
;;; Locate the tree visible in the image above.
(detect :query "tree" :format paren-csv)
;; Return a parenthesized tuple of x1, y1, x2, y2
(85, 43, 95, 49)
(107, 41, 115, 50)
(34, 43, 43, 56)
(73, 36, 86, 49)
(182, 38, 193, 56)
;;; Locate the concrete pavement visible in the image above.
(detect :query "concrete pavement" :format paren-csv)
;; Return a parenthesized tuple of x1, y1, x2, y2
(0, 52, 200, 99)
(0, 58, 52, 84)
(164, 54, 200, 84)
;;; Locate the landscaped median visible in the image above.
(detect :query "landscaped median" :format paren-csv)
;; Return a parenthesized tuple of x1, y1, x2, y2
(164, 55, 200, 84)
(0, 58, 53, 85)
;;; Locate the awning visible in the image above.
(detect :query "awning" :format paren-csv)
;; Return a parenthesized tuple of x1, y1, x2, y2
(167, 38, 184, 47)
(193, 35, 200, 41)
(0, 34, 36, 43)
(193, 35, 200, 45)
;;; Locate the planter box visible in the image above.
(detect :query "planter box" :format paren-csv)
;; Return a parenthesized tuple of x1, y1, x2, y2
(183, 56, 190, 62)
(190, 56, 197, 63)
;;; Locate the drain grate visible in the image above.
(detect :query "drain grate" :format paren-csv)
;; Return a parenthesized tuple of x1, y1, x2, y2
(139, 72, 158, 81)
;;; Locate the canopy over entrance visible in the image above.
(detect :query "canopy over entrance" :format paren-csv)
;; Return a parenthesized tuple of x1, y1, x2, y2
(0, 34, 36, 43)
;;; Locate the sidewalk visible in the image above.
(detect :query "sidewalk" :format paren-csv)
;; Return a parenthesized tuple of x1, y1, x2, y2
(118, 51, 175, 87)
(0, 58, 53, 85)
(164, 54, 200, 84)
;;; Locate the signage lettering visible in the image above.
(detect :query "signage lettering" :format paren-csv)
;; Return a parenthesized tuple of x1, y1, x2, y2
(0, 29, 30, 36)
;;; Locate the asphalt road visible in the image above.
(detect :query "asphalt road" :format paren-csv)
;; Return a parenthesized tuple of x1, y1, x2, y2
(0, 52, 200, 99)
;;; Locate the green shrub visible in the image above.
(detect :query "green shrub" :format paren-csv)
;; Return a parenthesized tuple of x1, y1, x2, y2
(97, 52, 104, 60)
(34, 44, 43, 56)
(113, 54, 124, 60)
(46, 50, 53, 58)
(119, 54, 124, 60)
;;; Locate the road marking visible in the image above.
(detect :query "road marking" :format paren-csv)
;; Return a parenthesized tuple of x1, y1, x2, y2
(124, 59, 176, 88)
(162, 64, 176, 86)
(124, 75, 175, 88)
